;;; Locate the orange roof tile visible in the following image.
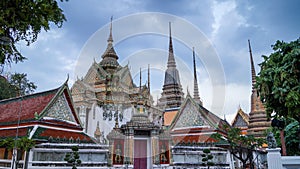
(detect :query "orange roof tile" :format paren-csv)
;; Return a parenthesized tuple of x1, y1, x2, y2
(173, 135, 217, 143)
(164, 110, 178, 126)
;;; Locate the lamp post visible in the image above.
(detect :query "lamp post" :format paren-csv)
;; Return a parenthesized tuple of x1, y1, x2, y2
(12, 88, 22, 169)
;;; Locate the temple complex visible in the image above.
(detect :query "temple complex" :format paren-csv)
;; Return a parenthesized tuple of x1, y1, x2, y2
(70, 19, 234, 168)
(0, 19, 272, 169)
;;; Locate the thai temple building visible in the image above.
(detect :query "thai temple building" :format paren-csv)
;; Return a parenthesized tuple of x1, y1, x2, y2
(0, 19, 271, 169)
(71, 19, 161, 142)
(0, 81, 108, 168)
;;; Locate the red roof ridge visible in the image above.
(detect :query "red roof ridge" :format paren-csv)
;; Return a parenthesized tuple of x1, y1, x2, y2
(0, 87, 59, 104)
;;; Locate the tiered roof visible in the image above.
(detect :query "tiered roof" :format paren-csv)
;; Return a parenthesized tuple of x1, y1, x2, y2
(247, 40, 270, 138)
(169, 94, 229, 144)
(158, 22, 184, 109)
(0, 81, 95, 143)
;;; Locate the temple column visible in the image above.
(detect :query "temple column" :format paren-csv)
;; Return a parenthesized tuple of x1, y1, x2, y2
(124, 128, 134, 168)
(107, 139, 114, 166)
(151, 130, 160, 165)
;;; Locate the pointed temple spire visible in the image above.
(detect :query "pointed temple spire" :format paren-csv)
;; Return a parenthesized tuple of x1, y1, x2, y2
(247, 39, 270, 138)
(248, 39, 256, 92)
(139, 67, 142, 92)
(99, 16, 119, 71)
(158, 22, 184, 109)
(108, 16, 113, 43)
(167, 22, 176, 69)
(192, 47, 202, 105)
(148, 64, 150, 93)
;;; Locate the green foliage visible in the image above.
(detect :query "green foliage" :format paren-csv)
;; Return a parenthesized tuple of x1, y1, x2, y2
(0, 0, 67, 66)
(0, 137, 14, 150)
(0, 137, 35, 151)
(9, 73, 37, 95)
(0, 76, 17, 100)
(202, 148, 214, 168)
(285, 120, 300, 155)
(256, 38, 300, 121)
(16, 137, 36, 151)
(270, 118, 300, 155)
(64, 146, 81, 169)
(0, 73, 36, 100)
(213, 126, 265, 169)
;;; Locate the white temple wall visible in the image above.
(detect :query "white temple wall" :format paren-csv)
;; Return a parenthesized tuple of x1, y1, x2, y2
(86, 104, 133, 139)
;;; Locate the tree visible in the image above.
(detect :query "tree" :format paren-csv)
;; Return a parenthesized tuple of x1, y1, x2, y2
(64, 146, 81, 169)
(3, 137, 35, 169)
(256, 38, 300, 122)
(0, 137, 15, 150)
(16, 137, 35, 169)
(0, 73, 37, 100)
(212, 126, 265, 169)
(0, 75, 17, 100)
(0, 0, 67, 67)
(9, 73, 37, 95)
(271, 118, 300, 155)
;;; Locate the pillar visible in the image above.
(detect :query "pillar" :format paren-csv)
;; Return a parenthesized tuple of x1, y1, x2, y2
(267, 148, 282, 169)
(124, 128, 134, 167)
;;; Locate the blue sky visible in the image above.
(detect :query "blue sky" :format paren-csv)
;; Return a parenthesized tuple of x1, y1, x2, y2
(6, 0, 300, 122)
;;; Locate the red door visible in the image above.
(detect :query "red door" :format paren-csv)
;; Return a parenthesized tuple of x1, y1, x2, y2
(134, 140, 147, 169)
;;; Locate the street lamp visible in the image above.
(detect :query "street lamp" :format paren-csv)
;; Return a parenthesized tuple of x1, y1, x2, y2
(12, 89, 22, 169)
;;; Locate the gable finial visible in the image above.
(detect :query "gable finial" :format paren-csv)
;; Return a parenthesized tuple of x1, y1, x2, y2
(187, 86, 190, 96)
(63, 74, 69, 86)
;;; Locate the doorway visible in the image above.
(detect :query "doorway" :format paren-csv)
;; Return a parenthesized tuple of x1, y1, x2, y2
(134, 139, 147, 169)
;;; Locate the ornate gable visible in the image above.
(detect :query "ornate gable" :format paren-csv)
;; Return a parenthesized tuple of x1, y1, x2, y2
(233, 114, 247, 127)
(115, 66, 134, 88)
(83, 62, 107, 84)
(172, 97, 209, 130)
(231, 108, 249, 127)
(43, 94, 76, 123)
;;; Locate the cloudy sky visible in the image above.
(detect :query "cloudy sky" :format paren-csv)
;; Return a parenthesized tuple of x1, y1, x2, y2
(7, 0, 300, 122)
